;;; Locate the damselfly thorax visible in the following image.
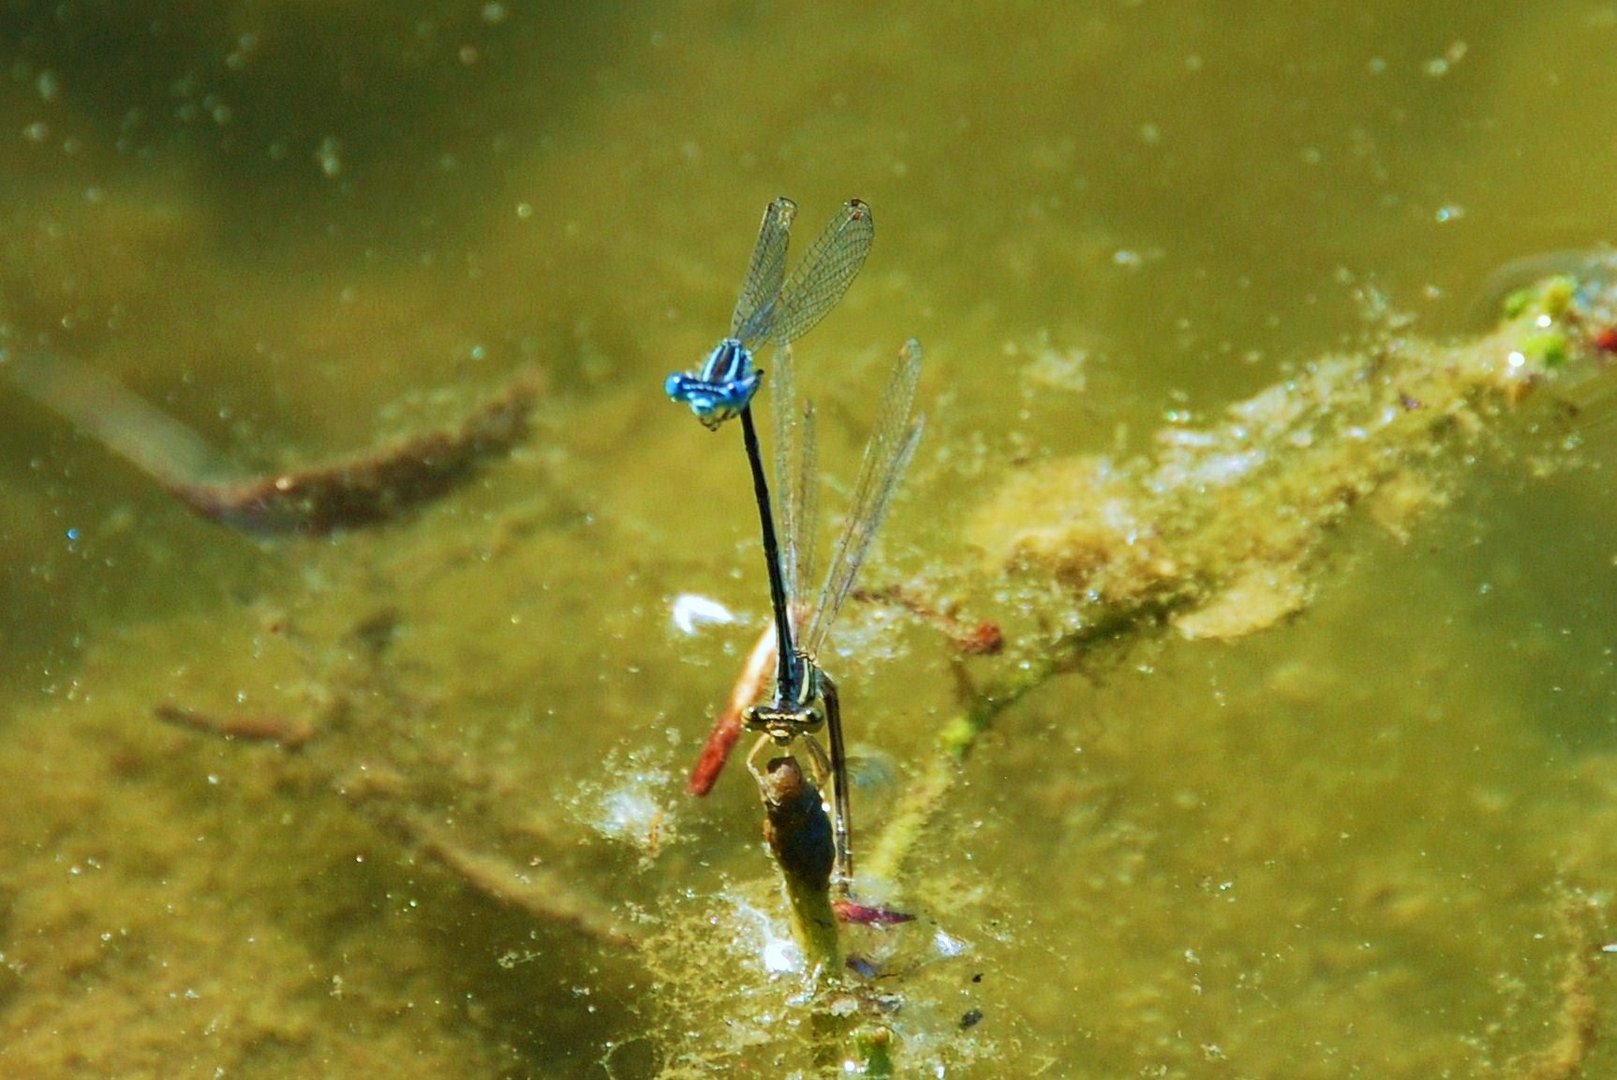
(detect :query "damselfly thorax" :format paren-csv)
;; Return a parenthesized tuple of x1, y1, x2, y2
(664, 338, 761, 431)
(743, 650, 827, 743)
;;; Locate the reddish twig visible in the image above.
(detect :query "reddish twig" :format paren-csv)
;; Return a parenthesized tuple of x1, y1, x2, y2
(851, 584, 1004, 655)
(832, 897, 915, 926)
(154, 702, 314, 749)
(687, 622, 776, 795)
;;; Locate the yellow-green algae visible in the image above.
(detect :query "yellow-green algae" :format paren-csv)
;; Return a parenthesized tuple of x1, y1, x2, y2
(3, 266, 1612, 1077)
(868, 266, 1617, 928)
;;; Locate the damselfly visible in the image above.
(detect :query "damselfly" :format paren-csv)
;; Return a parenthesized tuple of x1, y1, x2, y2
(666, 197, 878, 777)
(664, 197, 874, 430)
(741, 338, 924, 891)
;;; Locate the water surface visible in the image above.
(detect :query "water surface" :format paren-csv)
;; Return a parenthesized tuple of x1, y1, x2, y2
(1, 2, 1615, 1076)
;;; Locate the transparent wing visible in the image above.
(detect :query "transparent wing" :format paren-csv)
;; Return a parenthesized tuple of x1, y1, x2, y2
(770, 343, 820, 636)
(768, 199, 874, 347)
(793, 404, 819, 640)
(731, 197, 797, 341)
(772, 343, 802, 609)
(805, 339, 923, 658)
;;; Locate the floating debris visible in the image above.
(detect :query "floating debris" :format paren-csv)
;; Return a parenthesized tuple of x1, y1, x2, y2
(669, 592, 737, 635)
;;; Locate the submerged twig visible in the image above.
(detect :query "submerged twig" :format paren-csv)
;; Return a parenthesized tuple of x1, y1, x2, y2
(407, 815, 637, 950)
(349, 785, 636, 949)
(154, 688, 635, 948)
(851, 584, 1004, 655)
(1515, 889, 1606, 1080)
(170, 377, 538, 534)
(5, 349, 539, 534)
(154, 702, 315, 750)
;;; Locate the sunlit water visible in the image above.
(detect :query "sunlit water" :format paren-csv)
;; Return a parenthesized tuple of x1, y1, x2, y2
(1, 2, 1616, 1076)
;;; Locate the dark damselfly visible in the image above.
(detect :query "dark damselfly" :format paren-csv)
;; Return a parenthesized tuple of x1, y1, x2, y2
(741, 338, 924, 891)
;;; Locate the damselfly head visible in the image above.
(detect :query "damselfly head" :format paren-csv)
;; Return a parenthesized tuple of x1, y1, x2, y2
(742, 700, 826, 742)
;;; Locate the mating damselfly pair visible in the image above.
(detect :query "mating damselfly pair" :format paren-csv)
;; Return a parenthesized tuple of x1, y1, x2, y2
(666, 196, 922, 893)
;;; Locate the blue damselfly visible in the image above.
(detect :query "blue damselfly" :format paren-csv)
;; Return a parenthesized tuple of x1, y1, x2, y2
(667, 197, 877, 762)
(665, 196, 874, 429)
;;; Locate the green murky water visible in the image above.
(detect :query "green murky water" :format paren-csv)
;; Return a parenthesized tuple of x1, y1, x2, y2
(3, 2, 1617, 1076)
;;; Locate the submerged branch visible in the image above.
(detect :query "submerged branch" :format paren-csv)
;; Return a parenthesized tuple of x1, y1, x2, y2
(405, 814, 637, 950)
(154, 669, 635, 950)
(1515, 887, 1607, 1080)
(5, 349, 539, 534)
(871, 262, 1617, 886)
(170, 378, 537, 535)
(346, 781, 637, 950)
